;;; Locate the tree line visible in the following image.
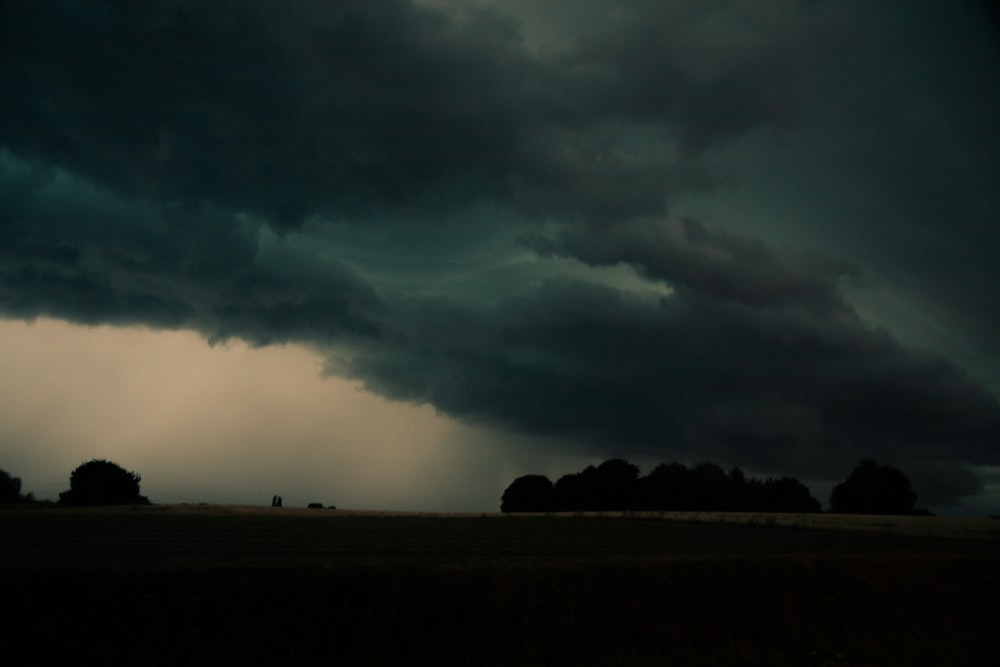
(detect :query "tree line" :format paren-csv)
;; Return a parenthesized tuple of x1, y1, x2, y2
(1, 459, 336, 509)
(501, 458, 921, 515)
(1, 459, 148, 506)
(3, 456, 921, 515)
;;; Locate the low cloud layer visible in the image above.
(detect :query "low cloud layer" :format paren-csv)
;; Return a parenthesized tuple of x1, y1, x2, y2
(1, 0, 998, 508)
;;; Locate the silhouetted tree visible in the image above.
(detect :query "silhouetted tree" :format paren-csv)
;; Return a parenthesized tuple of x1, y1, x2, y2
(640, 462, 693, 510)
(59, 459, 149, 506)
(501, 474, 554, 513)
(829, 459, 917, 515)
(590, 459, 640, 510)
(0, 468, 22, 503)
(511, 458, 822, 513)
(553, 459, 641, 511)
(723, 466, 753, 509)
(690, 462, 730, 511)
(554, 469, 593, 511)
(760, 477, 822, 513)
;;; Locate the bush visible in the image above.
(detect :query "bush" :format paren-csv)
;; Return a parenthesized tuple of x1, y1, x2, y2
(1, 468, 23, 503)
(760, 477, 822, 513)
(501, 475, 554, 512)
(553, 459, 641, 512)
(512, 458, 823, 513)
(59, 459, 150, 506)
(829, 459, 917, 515)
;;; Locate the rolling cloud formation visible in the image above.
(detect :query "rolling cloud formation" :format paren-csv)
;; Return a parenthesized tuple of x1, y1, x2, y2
(1, 0, 998, 506)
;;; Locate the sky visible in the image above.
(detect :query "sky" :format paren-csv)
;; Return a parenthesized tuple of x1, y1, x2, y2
(1, 0, 998, 514)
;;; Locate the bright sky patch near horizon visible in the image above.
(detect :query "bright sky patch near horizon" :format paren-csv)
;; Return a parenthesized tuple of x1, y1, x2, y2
(0, 317, 586, 510)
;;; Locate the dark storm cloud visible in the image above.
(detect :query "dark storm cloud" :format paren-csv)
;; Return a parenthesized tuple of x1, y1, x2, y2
(562, 0, 845, 153)
(521, 217, 859, 309)
(0, 152, 385, 343)
(905, 461, 984, 508)
(0, 0, 845, 333)
(0, 0, 837, 227)
(735, 0, 1000, 367)
(1, 0, 998, 506)
(339, 276, 1000, 485)
(0, 0, 525, 225)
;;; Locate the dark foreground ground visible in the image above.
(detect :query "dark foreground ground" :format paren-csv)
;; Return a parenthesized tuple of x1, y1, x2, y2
(2, 506, 998, 666)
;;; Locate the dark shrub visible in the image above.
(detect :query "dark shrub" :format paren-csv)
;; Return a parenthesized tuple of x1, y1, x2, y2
(59, 459, 149, 506)
(640, 462, 692, 511)
(590, 459, 640, 511)
(0, 468, 22, 503)
(829, 459, 917, 515)
(501, 474, 554, 512)
(760, 477, 822, 513)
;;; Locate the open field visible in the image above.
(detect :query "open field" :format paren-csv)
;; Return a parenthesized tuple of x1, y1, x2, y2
(3, 505, 999, 665)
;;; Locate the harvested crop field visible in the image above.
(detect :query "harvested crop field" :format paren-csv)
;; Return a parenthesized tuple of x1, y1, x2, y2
(3, 505, 998, 665)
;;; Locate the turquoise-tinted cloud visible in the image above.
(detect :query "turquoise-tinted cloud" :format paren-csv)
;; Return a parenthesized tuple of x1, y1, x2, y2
(1, 0, 998, 506)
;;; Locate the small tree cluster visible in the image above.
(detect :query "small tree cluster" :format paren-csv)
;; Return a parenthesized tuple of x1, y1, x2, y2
(58, 459, 149, 506)
(1, 468, 25, 503)
(501, 459, 821, 513)
(500, 474, 554, 513)
(641, 462, 821, 513)
(829, 459, 917, 515)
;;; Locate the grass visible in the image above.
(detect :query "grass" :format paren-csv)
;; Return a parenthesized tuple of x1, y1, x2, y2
(3, 505, 998, 665)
